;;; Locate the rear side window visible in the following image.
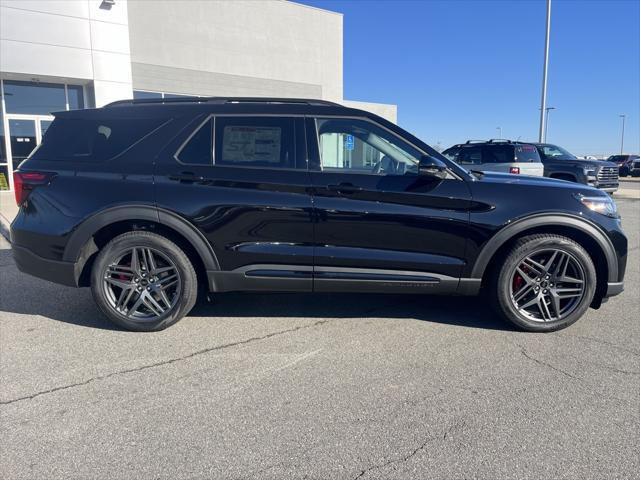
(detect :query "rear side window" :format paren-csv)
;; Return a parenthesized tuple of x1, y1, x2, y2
(514, 144, 540, 162)
(33, 117, 165, 161)
(482, 145, 514, 163)
(457, 146, 483, 165)
(214, 117, 295, 169)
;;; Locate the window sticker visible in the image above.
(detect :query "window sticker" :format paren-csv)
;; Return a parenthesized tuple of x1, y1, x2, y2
(222, 126, 281, 163)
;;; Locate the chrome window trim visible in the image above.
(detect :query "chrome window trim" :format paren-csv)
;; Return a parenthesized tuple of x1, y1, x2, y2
(173, 114, 215, 166)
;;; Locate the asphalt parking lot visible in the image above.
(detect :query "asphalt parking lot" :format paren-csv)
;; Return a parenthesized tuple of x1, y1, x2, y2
(1, 199, 638, 480)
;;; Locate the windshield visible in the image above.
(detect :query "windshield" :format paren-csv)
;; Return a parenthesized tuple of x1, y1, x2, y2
(541, 144, 577, 160)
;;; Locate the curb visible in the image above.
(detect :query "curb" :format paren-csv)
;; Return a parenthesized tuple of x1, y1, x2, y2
(0, 212, 11, 242)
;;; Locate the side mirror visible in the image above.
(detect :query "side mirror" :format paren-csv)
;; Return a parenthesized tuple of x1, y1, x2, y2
(418, 156, 448, 179)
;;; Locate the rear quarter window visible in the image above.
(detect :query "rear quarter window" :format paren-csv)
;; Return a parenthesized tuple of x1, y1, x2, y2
(32, 117, 166, 161)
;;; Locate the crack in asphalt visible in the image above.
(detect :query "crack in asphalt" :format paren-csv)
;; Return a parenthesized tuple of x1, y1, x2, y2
(1, 297, 416, 407)
(518, 344, 580, 380)
(353, 419, 467, 479)
(0, 319, 331, 406)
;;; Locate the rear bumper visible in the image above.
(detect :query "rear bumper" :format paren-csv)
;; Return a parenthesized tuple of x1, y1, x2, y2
(12, 244, 79, 287)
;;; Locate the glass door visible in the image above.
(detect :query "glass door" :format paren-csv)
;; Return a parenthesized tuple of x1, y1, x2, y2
(1, 114, 54, 191)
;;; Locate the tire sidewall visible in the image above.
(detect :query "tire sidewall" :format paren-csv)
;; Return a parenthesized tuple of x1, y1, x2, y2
(91, 232, 197, 332)
(496, 236, 596, 332)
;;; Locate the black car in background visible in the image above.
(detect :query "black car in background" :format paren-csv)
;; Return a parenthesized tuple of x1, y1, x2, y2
(10, 97, 627, 333)
(608, 154, 640, 177)
(534, 143, 619, 193)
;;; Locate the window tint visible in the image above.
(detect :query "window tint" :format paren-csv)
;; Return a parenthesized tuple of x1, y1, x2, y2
(541, 144, 576, 160)
(316, 118, 421, 175)
(514, 144, 541, 162)
(33, 117, 165, 161)
(176, 118, 213, 165)
(483, 145, 513, 163)
(215, 117, 295, 169)
(457, 146, 483, 165)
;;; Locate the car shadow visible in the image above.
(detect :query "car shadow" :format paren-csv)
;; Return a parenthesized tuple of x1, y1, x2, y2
(0, 247, 515, 332)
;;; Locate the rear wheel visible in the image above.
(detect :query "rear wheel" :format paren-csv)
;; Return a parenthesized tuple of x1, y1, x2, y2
(491, 234, 596, 332)
(91, 231, 197, 331)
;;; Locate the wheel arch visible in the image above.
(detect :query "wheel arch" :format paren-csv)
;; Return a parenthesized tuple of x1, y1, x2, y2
(64, 205, 219, 287)
(471, 214, 617, 305)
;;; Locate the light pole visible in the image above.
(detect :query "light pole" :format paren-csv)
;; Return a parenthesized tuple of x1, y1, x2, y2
(496, 127, 502, 139)
(619, 114, 626, 154)
(538, 0, 552, 142)
(544, 107, 555, 141)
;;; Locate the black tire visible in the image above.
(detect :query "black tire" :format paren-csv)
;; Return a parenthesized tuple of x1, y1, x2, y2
(91, 231, 198, 331)
(490, 234, 596, 332)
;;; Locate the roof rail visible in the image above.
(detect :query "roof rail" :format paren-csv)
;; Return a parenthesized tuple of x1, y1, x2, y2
(464, 140, 486, 144)
(104, 96, 342, 108)
(487, 139, 512, 143)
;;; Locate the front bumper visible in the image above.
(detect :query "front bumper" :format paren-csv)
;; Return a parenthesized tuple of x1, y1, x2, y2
(12, 244, 79, 287)
(605, 281, 624, 297)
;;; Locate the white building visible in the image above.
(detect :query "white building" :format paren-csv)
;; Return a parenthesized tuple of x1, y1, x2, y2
(0, 0, 396, 191)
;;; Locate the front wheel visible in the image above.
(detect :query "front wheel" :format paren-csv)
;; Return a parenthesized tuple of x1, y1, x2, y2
(91, 231, 198, 331)
(490, 234, 596, 332)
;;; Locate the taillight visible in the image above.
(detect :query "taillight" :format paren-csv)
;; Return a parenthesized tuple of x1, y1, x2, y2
(509, 167, 521, 174)
(13, 171, 55, 206)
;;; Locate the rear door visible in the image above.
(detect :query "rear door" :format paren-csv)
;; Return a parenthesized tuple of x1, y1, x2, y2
(155, 114, 314, 292)
(307, 116, 472, 293)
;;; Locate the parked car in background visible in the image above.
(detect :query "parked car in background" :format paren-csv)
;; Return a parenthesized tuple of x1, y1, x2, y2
(442, 140, 544, 176)
(533, 143, 619, 193)
(607, 154, 639, 177)
(10, 97, 626, 333)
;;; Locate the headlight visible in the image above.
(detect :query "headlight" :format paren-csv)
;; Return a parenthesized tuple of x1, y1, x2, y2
(582, 167, 596, 176)
(575, 194, 618, 218)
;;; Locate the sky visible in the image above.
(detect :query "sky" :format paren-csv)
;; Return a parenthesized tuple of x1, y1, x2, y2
(298, 0, 640, 156)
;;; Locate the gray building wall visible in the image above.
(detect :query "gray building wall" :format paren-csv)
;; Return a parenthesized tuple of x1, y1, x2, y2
(127, 0, 343, 101)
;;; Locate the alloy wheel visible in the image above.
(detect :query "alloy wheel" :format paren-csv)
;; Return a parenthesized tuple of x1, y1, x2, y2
(509, 248, 586, 323)
(102, 247, 181, 321)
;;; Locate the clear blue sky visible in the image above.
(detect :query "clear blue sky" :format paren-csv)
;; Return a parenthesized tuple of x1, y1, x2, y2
(298, 0, 640, 156)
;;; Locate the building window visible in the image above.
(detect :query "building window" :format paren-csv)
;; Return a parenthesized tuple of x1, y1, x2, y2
(2, 80, 85, 114)
(133, 90, 193, 100)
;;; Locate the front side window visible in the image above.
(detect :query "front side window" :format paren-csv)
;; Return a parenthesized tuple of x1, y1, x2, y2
(541, 144, 576, 160)
(315, 118, 421, 175)
(214, 117, 295, 169)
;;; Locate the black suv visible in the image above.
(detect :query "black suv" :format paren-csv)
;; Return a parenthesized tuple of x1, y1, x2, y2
(534, 143, 619, 192)
(608, 154, 640, 177)
(11, 97, 627, 332)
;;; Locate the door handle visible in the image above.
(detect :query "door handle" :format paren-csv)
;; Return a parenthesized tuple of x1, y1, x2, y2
(168, 172, 205, 183)
(327, 183, 363, 194)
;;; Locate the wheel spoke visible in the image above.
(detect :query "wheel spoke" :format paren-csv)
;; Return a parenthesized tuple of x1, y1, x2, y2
(520, 294, 541, 311)
(513, 283, 535, 303)
(104, 276, 132, 290)
(130, 248, 140, 274)
(537, 296, 553, 321)
(523, 257, 546, 277)
(142, 293, 165, 316)
(115, 285, 136, 311)
(144, 249, 157, 273)
(127, 294, 145, 317)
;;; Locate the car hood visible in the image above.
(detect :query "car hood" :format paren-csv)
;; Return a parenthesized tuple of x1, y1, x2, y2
(544, 159, 617, 168)
(472, 171, 607, 194)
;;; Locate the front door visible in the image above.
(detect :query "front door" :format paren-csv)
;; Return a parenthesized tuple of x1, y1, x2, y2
(1, 114, 53, 191)
(155, 114, 314, 292)
(307, 117, 472, 293)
